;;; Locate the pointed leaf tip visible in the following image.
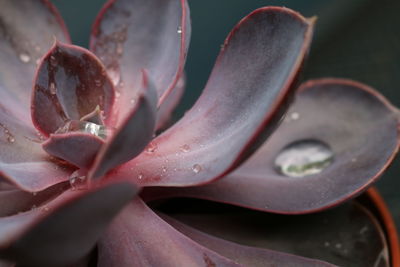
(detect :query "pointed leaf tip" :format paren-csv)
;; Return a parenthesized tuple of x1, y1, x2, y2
(90, 70, 158, 179)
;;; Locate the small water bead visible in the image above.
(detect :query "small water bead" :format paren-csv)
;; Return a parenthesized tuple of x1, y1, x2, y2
(180, 144, 190, 153)
(162, 166, 167, 173)
(49, 82, 57, 94)
(95, 79, 102, 87)
(275, 139, 334, 178)
(116, 43, 124, 55)
(192, 164, 202, 174)
(41, 206, 49, 212)
(290, 112, 299, 120)
(146, 142, 158, 153)
(7, 136, 15, 143)
(137, 173, 144, 180)
(177, 26, 182, 34)
(19, 53, 31, 63)
(69, 173, 87, 190)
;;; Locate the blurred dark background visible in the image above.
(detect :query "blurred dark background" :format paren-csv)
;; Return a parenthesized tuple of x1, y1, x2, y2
(52, 0, 400, 227)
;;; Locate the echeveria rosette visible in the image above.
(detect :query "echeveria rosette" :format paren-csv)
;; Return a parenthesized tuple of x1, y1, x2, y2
(0, 0, 398, 266)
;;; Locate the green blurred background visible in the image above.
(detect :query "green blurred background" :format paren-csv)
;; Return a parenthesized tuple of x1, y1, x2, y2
(52, 0, 400, 227)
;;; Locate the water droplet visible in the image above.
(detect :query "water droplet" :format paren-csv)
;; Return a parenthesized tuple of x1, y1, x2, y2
(56, 120, 109, 139)
(146, 142, 158, 153)
(108, 68, 121, 86)
(162, 166, 167, 173)
(180, 144, 190, 153)
(7, 136, 15, 143)
(19, 53, 31, 63)
(115, 91, 121, 98)
(49, 82, 57, 94)
(130, 98, 136, 105)
(95, 79, 102, 87)
(177, 26, 182, 34)
(192, 164, 202, 174)
(290, 112, 299, 120)
(69, 171, 87, 191)
(137, 173, 144, 180)
(49, 55, 57, 67)
(116, 43, 124, 55)
(274, 140, 334, 177)
(41, 206, 49, 212)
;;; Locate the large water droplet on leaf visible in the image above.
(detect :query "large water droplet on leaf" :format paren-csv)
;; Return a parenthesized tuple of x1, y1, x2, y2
(56, 120, 109, 139)
(275, 139, 334, 177)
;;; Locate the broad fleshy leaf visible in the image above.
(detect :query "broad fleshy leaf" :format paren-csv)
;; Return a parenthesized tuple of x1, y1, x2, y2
(162, 214, 336, 267)
(0, 0, 72, 192)
(0, 0, 70, 123)
(0, 181, 69, 217)
(156, 198, 390, 267)
(90, 71, 158, 179)
(43, 132, 105, 169)
(111, 7, 314, 187)
(149, 79, 399, 212)
(0, 181, 138, 266)
(156, 74, 185, 131)
(90, 0, 190, 115)
(97, 198, 241, 267)
(0, 109, 73, 192)
(32, 42, 115, 136)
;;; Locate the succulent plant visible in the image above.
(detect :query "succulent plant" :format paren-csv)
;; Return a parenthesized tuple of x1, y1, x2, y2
(0, 0, 398, 266)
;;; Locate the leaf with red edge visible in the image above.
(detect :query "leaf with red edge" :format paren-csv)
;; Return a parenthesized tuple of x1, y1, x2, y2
(97, 198, 240, 267)
(149, 79, 399, 213)
(0, 109, 73, 192)
(90, 71, 158, 179)
(0, 181, 69, 217)
(43, 132, 105, 169)
(0, 0, 73, 192)
(31, 41, 115, 136)
(90, 0, 190, 112)
(0, 181, 138, 266)
(0, 0, 70, 123)
(112, 7, 314, 187)
(156, 198, 390, 267)
(162, 214, 335, 267)
(156, 74, 185, 131)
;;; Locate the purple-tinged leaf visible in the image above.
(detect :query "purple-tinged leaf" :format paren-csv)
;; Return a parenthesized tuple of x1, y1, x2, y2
(43, 132, 105, 169)
(0, 0, 69, 124)
(111, 7, 314, 187)
(0, 181, 69, 217)
(162, 214, 336, 267)
(0, 0, 73, 192)
(90, 71, 158, 179)
(156, 198, 390, 267)
(0, 109, 73, 192)
(0, 181, 138, 266)
(32, 42, 115, 136)
(90, 0, 190, 112)
(97, 198, 240, 267)
(156, 74, 185, 131)
(150, 79, 399, 212)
